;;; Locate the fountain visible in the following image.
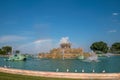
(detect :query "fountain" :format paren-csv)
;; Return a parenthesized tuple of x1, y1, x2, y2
(102, 70, 106, 73)
(103, 53, 114, 57)
(83, 51, 99, 62)
(62, 49, 65, 60)
(56, 68, 59, 72)
(60, 37, 71, 60)
(82, 69, 84, 72)
(92, 69, 95, 73)
(0, 37, 120, 74)
(75, 69, 77, 72)
(66, 69, 69, 72)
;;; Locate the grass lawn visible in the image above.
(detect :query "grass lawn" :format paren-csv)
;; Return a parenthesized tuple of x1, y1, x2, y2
(0, 72, 81, 80)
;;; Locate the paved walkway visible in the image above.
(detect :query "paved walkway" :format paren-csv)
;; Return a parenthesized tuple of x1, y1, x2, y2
(0, 67, 120, 80)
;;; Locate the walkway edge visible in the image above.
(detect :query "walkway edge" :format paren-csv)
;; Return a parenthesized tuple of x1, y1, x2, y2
(0, 67, 120, 79)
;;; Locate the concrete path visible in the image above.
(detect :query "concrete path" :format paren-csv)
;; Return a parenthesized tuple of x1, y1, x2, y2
(0, 67, 120, 80)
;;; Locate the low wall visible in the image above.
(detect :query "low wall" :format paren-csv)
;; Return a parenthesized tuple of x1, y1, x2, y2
(0, 67, 120, 80)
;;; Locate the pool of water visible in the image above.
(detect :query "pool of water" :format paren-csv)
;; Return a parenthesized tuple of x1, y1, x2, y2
(0, 56, 120, 73)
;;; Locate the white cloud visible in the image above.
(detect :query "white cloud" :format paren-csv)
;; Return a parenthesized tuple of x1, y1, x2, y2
(112, 13, 119, 16)
(34, 39, 52, 44)
(0, 35, 27, 43)
(108, 30, 117, 33)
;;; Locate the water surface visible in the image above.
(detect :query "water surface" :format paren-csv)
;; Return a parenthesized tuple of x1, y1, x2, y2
(0, 56, 120, 73)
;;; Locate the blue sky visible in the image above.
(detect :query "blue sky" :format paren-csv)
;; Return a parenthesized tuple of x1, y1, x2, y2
(0, 0, 120, 54)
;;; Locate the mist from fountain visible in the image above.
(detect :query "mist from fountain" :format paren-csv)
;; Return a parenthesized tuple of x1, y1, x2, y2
(62, 49, 65, 60)
(103, 53, 114, 57)
(83, 51, 99, 62)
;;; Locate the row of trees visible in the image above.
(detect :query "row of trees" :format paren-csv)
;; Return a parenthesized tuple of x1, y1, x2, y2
(0, 46, 20, 55)
(90, 41, 120, 54)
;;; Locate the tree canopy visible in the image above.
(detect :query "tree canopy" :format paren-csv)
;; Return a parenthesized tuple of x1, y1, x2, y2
(111, 42, 120, 54)
(0, 49, 6, 55)
(90, 41, 108, 53)
(1, 46, 12, 54)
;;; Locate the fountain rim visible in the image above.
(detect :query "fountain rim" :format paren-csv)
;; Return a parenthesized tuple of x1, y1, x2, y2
(0, 67, 120, 79)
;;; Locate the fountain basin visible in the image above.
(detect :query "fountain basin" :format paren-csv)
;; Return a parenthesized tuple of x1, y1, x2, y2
(0, 55, 120, 73)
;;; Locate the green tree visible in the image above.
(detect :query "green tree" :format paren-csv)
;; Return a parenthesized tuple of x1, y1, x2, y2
(90, 41, 108, 53)
(0, 49, 6, 55)
(2, 46, 12, 54)
(0, 49, 2, 55)
(110, 42, 120, 54)
(15, 50, 20, 54)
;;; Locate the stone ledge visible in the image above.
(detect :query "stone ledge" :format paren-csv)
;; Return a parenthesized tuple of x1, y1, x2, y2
(0, 67, 120, 80)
